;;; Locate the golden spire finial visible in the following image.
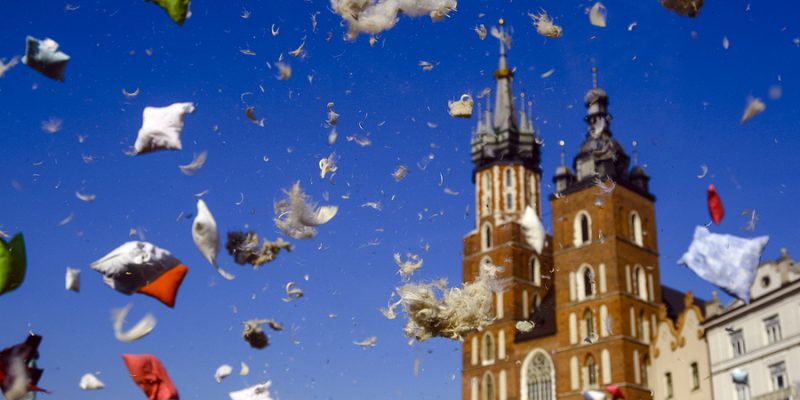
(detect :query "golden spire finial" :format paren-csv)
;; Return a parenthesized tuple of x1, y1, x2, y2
(499, 18, 505, 26)
(559, 140, 566, 166)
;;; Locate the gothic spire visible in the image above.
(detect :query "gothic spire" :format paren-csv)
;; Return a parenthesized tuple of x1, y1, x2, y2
(493, 19, 517, 132)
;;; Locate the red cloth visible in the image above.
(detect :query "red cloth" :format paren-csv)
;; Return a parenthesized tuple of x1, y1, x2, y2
(137, 264, 188, 308)
(707, 184, 724, 225)
(606, 384, 625, 399)
(122, 354, 179, 400)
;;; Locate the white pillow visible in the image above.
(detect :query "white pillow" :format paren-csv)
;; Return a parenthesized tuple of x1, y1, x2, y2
(91, 241, 180, 294)
(678, 226, 769, 303)
(134, 102, 195, 155)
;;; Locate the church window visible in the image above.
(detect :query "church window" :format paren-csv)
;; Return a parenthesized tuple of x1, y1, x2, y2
(481, 372, 496, 400)
(583, 309, 596, 341)
(482, 223, 493, 251)
(530, 257, 541, 285)
(583, 268, 594, 298)
(574, 211, 592, 246)
(586, 356, 598, 387)
(630, 211, 643, 246)
(482, 333, 495, 364)
(525, 351, 554, 400)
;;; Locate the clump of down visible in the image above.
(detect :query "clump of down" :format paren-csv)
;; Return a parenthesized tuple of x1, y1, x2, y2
(397, 262, 506, 342)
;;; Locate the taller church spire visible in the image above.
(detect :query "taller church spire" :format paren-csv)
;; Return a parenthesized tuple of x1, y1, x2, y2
(470, 20, 539, 181)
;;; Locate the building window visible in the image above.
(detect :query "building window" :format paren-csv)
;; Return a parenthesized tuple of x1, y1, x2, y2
(580, 215, 590, 243)
(764, 315, 782, 344)
(504, 168, 516, 211)
(633, 266, 647, 301)
(642, 355, 649, 387)
(481, 172, 493, 216)
(665, 372, 673, 398)
(691, 362, 700, 390)
(630, 211, 643, 246)
(585, 356, 598, 387)
(583, 268, 595, 298)
(525, 351, 554, 400)
(483, 224, 492, 250)
(530, 257, 541, 285)
(769, 362, 787, 391)
(481, 333, 495, 364)
(531, 295, 540, 319)
(481, 373, 495, 400)
(735, 383, 750, 400)
(730, 329, 746, 357)
(583, 309, 596, 341)
(573, 212, 591, 246)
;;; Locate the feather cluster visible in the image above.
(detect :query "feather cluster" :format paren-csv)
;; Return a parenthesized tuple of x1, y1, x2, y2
(274, 182, 337, 240)
(396, 263, 505, 341)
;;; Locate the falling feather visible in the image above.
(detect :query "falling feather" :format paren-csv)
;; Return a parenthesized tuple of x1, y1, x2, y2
(179, 151, 208, 175)
(193, 199, 235, 280)
(112, 304, 156, 342)
(740, 98, 765, 124)
(589, 2, 607, 27)
(214, 364, 233, 383)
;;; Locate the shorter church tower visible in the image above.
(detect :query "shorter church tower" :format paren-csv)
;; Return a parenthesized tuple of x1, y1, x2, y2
(550, 69, 660, 399)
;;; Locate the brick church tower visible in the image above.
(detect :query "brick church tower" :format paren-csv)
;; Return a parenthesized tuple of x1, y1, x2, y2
(549, 69, 661, 400)
(462, 28, 663, 400)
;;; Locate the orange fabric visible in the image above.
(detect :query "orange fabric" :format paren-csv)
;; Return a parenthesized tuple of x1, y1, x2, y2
(137, 264, 188, 308)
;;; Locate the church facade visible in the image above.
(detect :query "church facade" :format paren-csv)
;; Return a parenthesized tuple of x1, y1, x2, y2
(461, 40, 683, 400)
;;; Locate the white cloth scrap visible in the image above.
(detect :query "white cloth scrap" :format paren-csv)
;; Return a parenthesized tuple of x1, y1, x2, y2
(520, 206, 546, 254)
(65, 267, 81, 292)
(134, 102, 195, 155)
(229, 382, 273, 400)
(215, 364, 233, 383)
(79, 373, 105, 390)
(678, 226, 768, 303)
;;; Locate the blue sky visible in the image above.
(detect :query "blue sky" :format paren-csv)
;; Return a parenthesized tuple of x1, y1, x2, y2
(1, 0, 799, 399)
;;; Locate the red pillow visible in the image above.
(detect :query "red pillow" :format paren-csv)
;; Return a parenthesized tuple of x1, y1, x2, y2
(122, 354, 179, 400)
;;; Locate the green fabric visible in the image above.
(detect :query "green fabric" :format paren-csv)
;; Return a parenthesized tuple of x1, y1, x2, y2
(145, 0, 190, 25)
(0, 233, 26, 295)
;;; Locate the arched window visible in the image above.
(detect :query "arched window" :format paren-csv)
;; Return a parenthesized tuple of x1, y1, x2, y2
(586, 356, 598, 387)
(639, 310, 647, 342)
(530, 257, 541, 285)
(524, 351, 555, 400)
(633, 266, 647, 301)
(573, 211, 592, 246)
(481, 333, 495, 364)
(583, 309, 596, 341)
(481, 372, 495, 400)
(583, 268, 594, 298)
(482, 223, 493, 251)
(531, 295, 540, 319)
(481, 171, 493, 216)
(506, 169, 513, 186)
(630, 211, 643, 246)
(642, 355, 650, 387)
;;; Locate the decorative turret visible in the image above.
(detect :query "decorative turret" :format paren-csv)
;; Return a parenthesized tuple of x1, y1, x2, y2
(470, 20, 540, 182)
(556, 67, 652, 199)
(553, 140, 575, 192)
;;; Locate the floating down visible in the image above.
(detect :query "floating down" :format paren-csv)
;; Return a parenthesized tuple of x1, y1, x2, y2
(133, 102, 195, 155)
(91, 241, 189, 308)
(122, 354, 179, 400)
(678, 226, 768, 303)
(0, 233, 26, 296)
(22, 36, 69, 81)
(0, 334, 48, 400)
